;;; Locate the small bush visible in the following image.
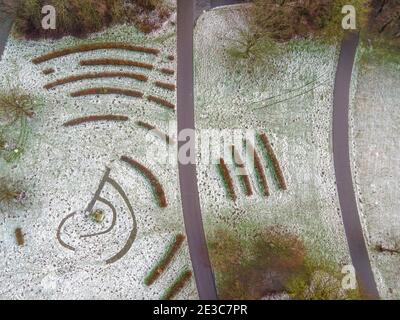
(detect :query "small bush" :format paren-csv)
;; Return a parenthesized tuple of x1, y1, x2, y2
(0, 87, 36, 122)
(125, 0, 171, 34)
(0, 86, 40, 162)
(0, 179, 26, 205)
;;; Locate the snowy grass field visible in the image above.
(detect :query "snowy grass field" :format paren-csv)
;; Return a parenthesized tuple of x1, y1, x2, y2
(350, 43, 400, 300)
(194, 6, 351, 274)
(0, 7, 197, 299)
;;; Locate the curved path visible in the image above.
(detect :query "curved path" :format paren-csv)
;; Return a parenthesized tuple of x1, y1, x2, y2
(332, 32, 379, 299)
(177, 0, 218, 300)
(177, 0, 247, 301)
(0, 14, 12, 60)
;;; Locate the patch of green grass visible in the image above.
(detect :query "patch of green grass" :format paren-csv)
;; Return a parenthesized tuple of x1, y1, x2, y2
(359, 38, 400, 65)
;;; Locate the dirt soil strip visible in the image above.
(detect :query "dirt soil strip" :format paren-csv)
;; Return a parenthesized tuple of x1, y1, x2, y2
(104, 176, 137, 265)
(332, 32, 380, 300)
(177, 0, 218, 300)
(56, 212, 78, 251)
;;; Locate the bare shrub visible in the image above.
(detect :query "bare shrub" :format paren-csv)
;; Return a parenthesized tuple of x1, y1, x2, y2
(209, 226, 361, 300)
(13, 0, 169, 39)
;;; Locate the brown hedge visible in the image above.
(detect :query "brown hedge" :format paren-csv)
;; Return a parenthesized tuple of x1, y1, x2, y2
(42, 68, 55, 75)
(120, 156, 167, 208)
(136, 121, 174, 145)
(63, 115, 129, 127)
(15, 228, 24, 246)
(144, 234, 186, 286)
(231, 145, 253, 197)
(80, 58, 154, 70)
(32, 42, 160, 64)
(246, 140, 270, 197)
(218, 158, 237, 202)
(159, 68, 175, 75)
(259, 133, 287, 190)
(147, 95, 175, 110)
(154, 81, 176, 91)
(70, 87, 144, 98)
(161, 269, 193, 300)
(44, 72, 148, 90)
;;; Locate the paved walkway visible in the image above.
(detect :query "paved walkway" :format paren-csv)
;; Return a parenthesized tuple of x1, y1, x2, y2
(332, 32, 379, 299)
(177, 0, 218, 300)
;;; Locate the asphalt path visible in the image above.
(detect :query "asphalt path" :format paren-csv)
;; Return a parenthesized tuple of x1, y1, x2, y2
(177, 0, 218, 300)
(0, 15, 12, 60)
(332, 32, 379, 299)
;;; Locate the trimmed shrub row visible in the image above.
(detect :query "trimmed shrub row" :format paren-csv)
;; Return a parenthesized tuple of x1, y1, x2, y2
(32, 42, 160, 64)
(136, 121, 174, 145)
(80, 58, 154, 70)
(161, 269, 193, 300)
(154, 81, 176, 91)
(218, 158, 237, 202)
(159, 68, 175, 75)
(231, 145, 253, 197)
(120, 156, 167, 208)
(70, 87, 144, 98)
(147, 95, 175, 110)
(259, 133, 287, 190)
(63, 115, 128, 127)
(144, 234, 186, 286)
(44, 71, 148, 90)
(15, 228, 24, 246)
(246, 140, 270, 197)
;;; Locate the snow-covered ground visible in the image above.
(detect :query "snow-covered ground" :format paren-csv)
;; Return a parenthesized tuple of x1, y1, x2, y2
(350, 45, 400, 300)
(194, 6, 351, 270)
(0, 11, 197, 299)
